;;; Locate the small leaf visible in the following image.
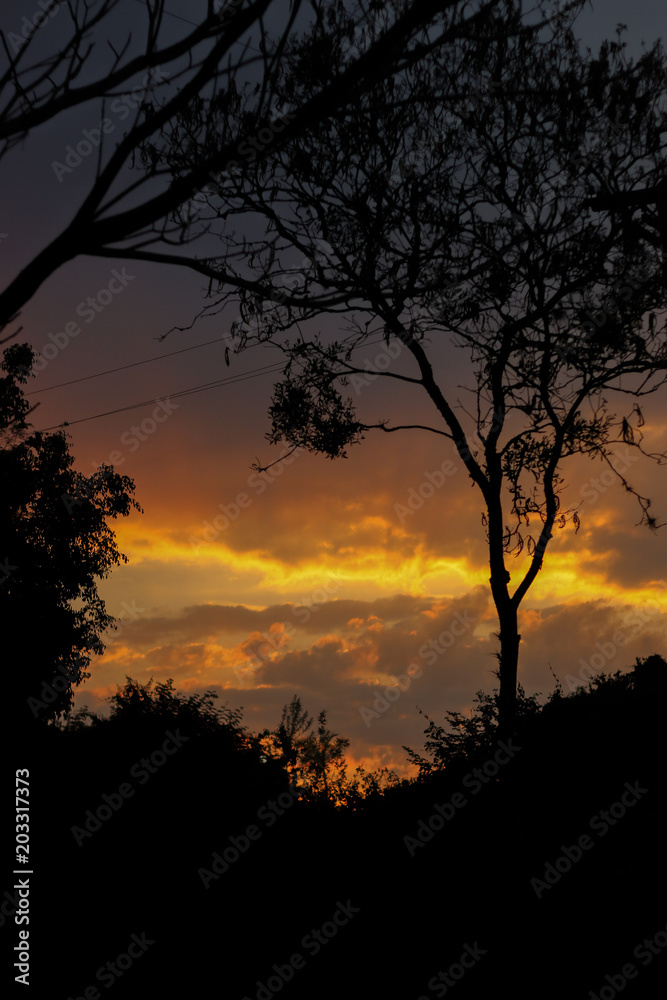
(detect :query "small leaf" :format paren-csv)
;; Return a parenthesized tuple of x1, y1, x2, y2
(622, 417, 634, 443)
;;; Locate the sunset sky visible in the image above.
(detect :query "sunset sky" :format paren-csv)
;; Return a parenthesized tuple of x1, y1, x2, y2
(4, 0, 667, 777)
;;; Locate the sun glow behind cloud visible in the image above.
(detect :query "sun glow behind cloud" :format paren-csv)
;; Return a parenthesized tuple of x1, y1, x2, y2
(78, 489, 667, 781)
(26, 224, 664, 779)
(108, 514, 667, 612)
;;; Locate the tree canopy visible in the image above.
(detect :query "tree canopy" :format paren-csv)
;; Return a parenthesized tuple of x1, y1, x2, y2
(0, 0, 549, 340)
(0, 344, 141, 724)
(259, 693, 399, 805)
(70, 674, 245, 735)
(165, 6, 667, 729)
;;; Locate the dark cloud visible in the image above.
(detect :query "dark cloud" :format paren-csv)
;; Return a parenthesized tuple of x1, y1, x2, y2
(116, 593, 446, 647)
(81, 586, 667, 778)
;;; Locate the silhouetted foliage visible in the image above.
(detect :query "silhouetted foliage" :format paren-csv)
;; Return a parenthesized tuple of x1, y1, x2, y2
(198, 7, 667, 734)
(298, 708, 351, 804)
(0, 0, 513, 339)
(404, 656, 667, 780)
(67, 675, 246, 741)
(0, 345, 141, 725)
(260, 692, 314, 779)
(260, 693, 399, 805)
(404, 682, 549, 778)
(17, 653, 667, 998)
(633, 651, 667, 693)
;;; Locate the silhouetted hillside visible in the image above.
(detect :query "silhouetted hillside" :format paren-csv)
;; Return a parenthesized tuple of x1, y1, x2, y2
(6, 658, 666, 999)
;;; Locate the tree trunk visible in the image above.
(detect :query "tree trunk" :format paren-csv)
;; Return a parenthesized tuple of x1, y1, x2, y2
(497, 602, 520, 737)
(486, 455, 520, 738)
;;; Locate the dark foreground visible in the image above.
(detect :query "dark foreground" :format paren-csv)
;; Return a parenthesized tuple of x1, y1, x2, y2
(3, 664, 666, 999)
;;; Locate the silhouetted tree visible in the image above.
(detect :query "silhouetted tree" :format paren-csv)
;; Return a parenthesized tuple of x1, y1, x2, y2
(0, 0, 529, 339)
(0, 344, 141, 724)
(633, 651, 667, 695)
(260, 692, 313, 782)
(74, 674, 246, 737)
(192, 9, 667, 731)
(404, 683, 548, 778)
(336, 762, 402, 809)
(299, 708, 350, 804)
(260, 694, 393, 805)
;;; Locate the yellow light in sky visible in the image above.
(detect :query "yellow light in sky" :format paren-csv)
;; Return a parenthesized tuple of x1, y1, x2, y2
(109, 517, 667, 615)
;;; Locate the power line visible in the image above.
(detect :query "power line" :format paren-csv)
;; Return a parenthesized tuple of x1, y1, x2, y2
(131, 0, 205, 30)
(36, 360, 284, 431)
(128, 0, 295, 63)
(34, 332, 394, 431)
(26, 335, 235, 395)
(29, 323, 392, 396)
(131, 0, 264, 51)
